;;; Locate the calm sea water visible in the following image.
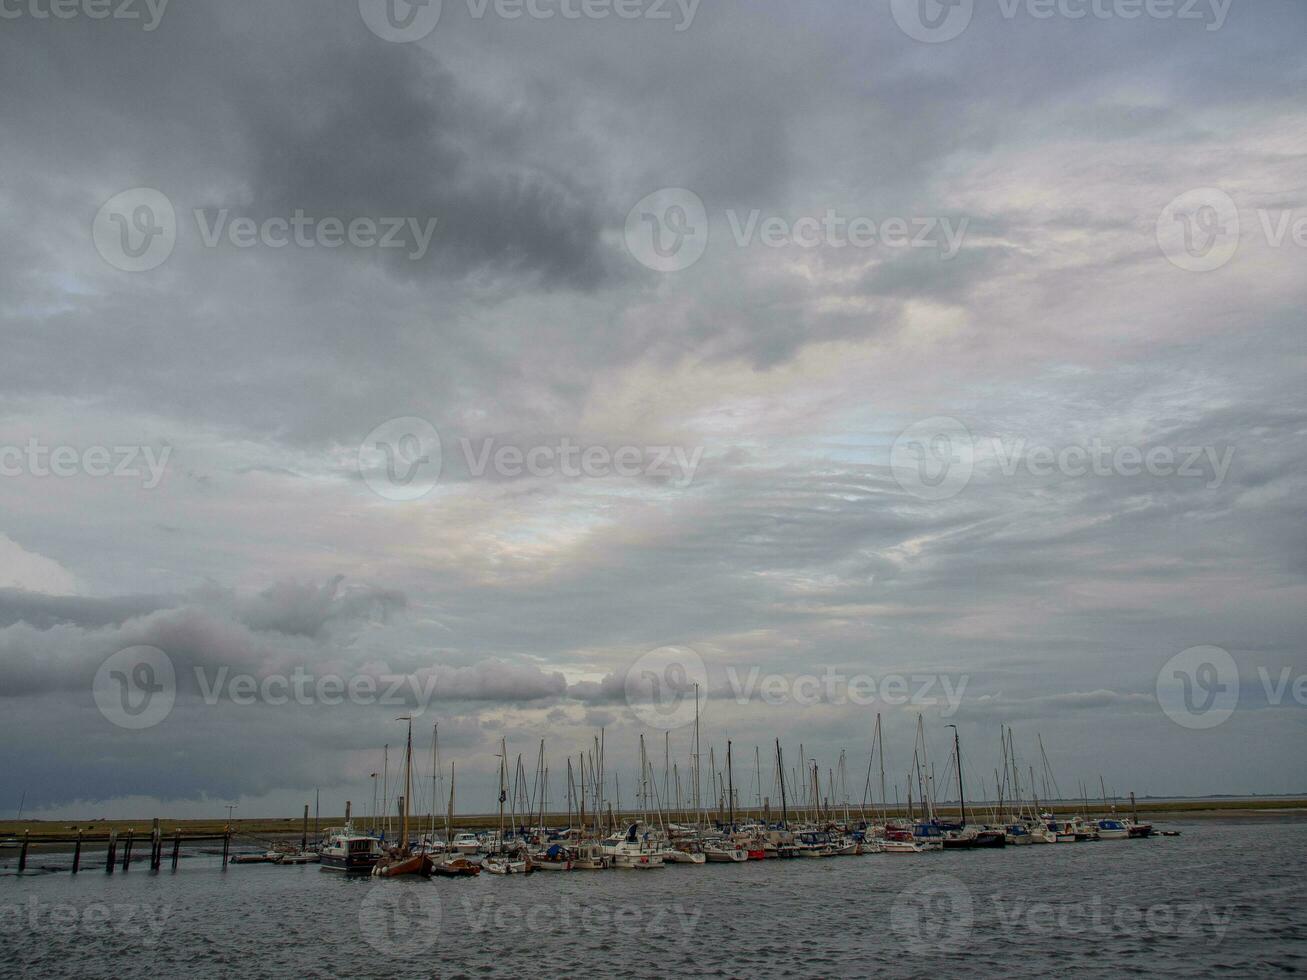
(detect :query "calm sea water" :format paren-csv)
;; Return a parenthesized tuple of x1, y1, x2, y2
(3, 819, 1305, 978)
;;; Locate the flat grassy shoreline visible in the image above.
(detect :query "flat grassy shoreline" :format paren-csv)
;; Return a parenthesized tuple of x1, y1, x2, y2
(4, 798, 1305, 840)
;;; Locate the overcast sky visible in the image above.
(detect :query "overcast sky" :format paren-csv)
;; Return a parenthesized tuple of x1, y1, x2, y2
(1, 0, 1304, 820)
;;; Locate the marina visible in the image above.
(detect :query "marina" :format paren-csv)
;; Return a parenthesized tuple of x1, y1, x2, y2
(3, 818, 1303, 978)
(0, 716, 1246, 880)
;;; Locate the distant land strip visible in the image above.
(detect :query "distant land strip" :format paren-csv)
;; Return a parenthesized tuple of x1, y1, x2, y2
(4, 797, 1306, 840)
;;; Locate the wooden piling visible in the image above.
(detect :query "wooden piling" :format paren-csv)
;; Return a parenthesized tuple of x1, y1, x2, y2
(149, 818, 162, 871)
(17, 831, 28, 874)
(344, 800, 352, 825)
(72, 831, 82, 874)
(121, 830, 134, 871)
(105, 831, 117, 873)
(301, 804, 309, 851)
(221, 829, 230, 868)
(171, 831, 182, 872)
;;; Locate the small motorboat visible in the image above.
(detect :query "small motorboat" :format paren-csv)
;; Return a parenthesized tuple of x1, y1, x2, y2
(1048, 820, 1078, 843)
(531, 844, 574, 871)
(451, 832, 482, 855)
(278, 850, 320, 864)
(1096, 819, 1130, 840)
(1027, 824, 1057, 844)
(884, 827, 940, 853)
(971, 829, 1007, 848)
(883, 839, 930, 854)
(703, 843, 749, 862)
(1004, 824, 1033, 845)
(482, 855, 533, 875)
(431, 856, 481, 877)
(229, 852, 278, 865)
(664, 849, 707, 865)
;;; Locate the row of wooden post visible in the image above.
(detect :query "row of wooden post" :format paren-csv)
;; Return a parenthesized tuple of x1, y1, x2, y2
(13, 823, 230, 875)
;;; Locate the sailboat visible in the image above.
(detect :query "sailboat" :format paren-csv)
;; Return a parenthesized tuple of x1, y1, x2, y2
(372, 717, 434, 878)
(482, 742, 534, 874)
(431, 761, 480, 876)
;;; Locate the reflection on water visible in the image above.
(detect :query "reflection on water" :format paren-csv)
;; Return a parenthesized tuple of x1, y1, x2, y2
(4, 819, 1305, 978)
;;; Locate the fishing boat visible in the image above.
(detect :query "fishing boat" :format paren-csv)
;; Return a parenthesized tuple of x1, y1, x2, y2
(604, 840, 666, 868)
(572, 843, 611, 870)
(602, 823, 667, 868)
(319, 826, 383, 872)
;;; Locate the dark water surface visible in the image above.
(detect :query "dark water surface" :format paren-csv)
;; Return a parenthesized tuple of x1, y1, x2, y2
(4, 819, 1305, 978)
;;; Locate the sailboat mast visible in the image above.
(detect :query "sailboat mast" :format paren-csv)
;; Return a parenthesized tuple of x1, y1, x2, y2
(446, 761, 455, 842)
(776, 740, 788, 827)
(877, 714, 886, 822)
(726, 739, 734, 829)
(948, 724, 965, 827)
(640, 733, 648, 826)
(692, 684, 702, 827)
(664, 731, 670, 819)
(431, 723, 439, 840)
(402, 717, 413, 848)
(497, 739, 507, 843)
